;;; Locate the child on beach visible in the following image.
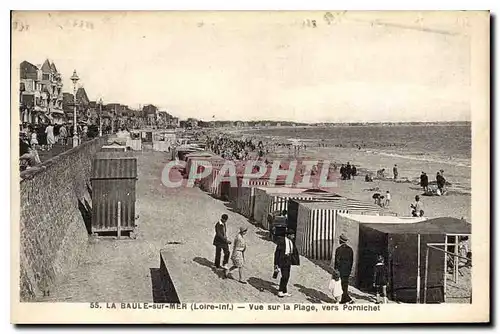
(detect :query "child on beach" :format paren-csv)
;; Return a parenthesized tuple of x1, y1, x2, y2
(385, 191, 391, 207)
(373, 255, 389, 304)
(328, 269, 343, 303)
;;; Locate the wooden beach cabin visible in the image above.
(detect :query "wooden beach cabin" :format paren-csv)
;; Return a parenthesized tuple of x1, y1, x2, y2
(200, 168, 223, 199)
(332, 213, 426, 285)
(184, 151, 215, 177)
(152, 131, 176, 152)
(141, 129, 154, 150)
(127, 130, 142, 151)
(90, 152, 138, 237)
(175, 145, 204, 161)
(101, 142, 128, 152)
(357, 217, 471, 303)
(295, 199, 388, 261)
(224, 164, 268, 206)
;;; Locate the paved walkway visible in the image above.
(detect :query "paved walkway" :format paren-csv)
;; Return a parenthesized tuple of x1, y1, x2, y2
(42, 151, 377, 304)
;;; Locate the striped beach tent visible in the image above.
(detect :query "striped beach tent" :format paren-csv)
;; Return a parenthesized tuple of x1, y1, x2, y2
(287, 195, 345, 231)
(295, 199, 390, 261)
(253, 187, 338, 229)
(253, 187, 311, 229)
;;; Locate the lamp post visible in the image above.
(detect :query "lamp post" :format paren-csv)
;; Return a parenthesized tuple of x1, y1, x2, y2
(98, 98, 103, 137)
(70, 70, 80, 147)
(111, 106, 116, 134)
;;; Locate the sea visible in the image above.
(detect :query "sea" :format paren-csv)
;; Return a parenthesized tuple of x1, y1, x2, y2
(240, 124, 472, 193)
(242, 124, 471, 168)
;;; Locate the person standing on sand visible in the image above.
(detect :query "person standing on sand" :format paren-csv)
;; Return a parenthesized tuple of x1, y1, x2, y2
(346, 162, 352, 180)
(436, 171, 446, 194)
(373, 255, 389, 304)
(410, 195, 424, 217)
(334, 234, 354, 304)
(224, 227, 248, 284)
(385, 190, 391, 207)
(420, 172, 429, 193)
(351, 165, 357, 179)
(274, 229, 300, 298)
(328, 269, 343, 304)
(213, 214, 232, 270)
(393, 164, 398, 180)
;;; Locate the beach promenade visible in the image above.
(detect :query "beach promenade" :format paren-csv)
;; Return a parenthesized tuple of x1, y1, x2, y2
(40, 150, 376, 304)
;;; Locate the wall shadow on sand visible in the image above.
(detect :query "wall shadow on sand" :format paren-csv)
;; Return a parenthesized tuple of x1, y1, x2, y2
(294, 283, 333, 303)
(150, 268, 168, 303)
(78, 198, 92, 235)
(248, 277, 278, 295)
(193, 256, 226, 279)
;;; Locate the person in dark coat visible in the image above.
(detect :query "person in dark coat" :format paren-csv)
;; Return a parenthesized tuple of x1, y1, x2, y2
(436, 171, 446, 194)
(274, 229, 300, 298)
(420, 172, 429, 192)
(346, 162, 352, 180)
(334, 233, 354, 304)
(373, 255, 389, 304)
(340, 164, 346, 180)
(213, 214, 231, 270)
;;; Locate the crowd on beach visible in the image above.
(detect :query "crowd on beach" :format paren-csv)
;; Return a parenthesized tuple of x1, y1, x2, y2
(206, 135, 259, 160)
(365, 163, 451, 217)
(206, 133, 315, 162)
(212, 213, 389, 304)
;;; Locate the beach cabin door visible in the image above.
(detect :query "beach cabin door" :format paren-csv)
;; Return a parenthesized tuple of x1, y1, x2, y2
(388, 234, 418, 301)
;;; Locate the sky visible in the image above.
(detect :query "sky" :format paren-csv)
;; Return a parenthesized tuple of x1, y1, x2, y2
(12, 11, 474, 122)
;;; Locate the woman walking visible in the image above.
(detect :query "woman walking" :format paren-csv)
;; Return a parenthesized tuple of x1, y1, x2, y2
(45, 122, 55, 150)
(30, 126, 39, 148)
(224, 227, 248, 284)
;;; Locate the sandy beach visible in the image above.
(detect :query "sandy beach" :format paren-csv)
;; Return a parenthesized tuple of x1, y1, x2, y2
(227, 127, 471, 222)
(296, 145, 471, 221)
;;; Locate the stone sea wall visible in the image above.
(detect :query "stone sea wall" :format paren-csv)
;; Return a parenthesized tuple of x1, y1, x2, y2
(19, 137, 107, 301)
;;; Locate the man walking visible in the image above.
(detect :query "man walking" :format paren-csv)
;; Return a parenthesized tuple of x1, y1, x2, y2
(334, 234, 354, 304)
(420, 172, 429, 192)
(274, 229, 300, 298)
(213, 214, 231, 270)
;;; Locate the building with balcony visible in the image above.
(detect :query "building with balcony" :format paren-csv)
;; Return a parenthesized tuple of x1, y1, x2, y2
(19, 59, 65, 125)
(75, 87, 91, 124)
(19, 61, 47, 124)
(170, 117, 180, 128)
(186, 118, 199, 128)
(142, 104, 158, 126)
(40, 59, 65, 124)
